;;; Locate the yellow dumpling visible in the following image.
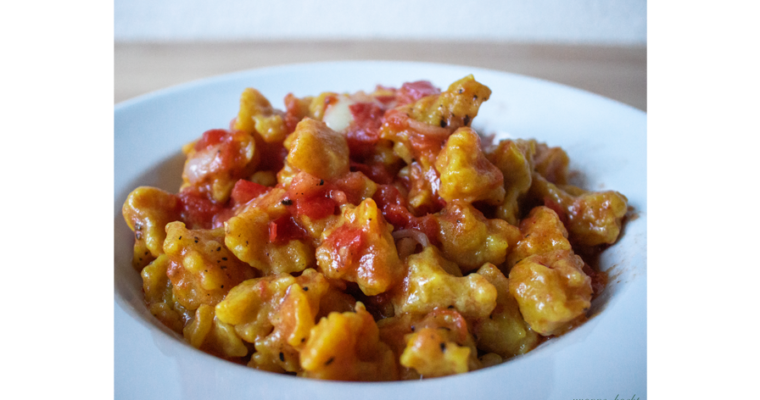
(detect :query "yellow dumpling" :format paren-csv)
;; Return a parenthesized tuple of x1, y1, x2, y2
(509, 250, 592, 336)
(392, 246, 497, 319)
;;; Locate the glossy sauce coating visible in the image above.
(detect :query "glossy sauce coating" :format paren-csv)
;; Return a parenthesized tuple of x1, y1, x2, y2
(123, 76, 627, 381)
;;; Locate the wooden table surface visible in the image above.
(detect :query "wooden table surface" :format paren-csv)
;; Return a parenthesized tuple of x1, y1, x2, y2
(115, 41, 646, 111)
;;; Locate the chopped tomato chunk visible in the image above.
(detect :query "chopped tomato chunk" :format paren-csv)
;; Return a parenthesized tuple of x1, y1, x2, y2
(347, 102, 385, 156)
(373, 184, 406, 208)
(409, 132, 446, 163)
(295, 196, 337, 220)
(331, 171, 371, 204)
(372, 185, 440, 244)
(287, 172, 327, 200)
(257, 137, 288, 172)
(269, 215, 308, 244)
(211, 208, 235, 229)
(178, 189, 225, 229)
(397, 81, 441, 106)
(374, 95, 396, 104)
(194, 129, 228, 151)
(231, 179, 270, 205)
(350, 161, 394, 185)
(323, 225, 366, 269)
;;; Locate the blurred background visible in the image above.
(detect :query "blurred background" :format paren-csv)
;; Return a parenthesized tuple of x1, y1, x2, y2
(115, 0, 646, 110)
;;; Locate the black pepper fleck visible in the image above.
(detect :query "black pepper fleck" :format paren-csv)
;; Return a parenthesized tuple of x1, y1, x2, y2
(319, 179, 324, 186)
(145, 251, 149, 255)
(282, 199, 293, 206)
(463, 115, 470, 126)
(135, 232, 142, 240)
(279, 352, 285, 362)
(217, 247, 221, 251)
(221, 285, 224, 288)
(179, 236, 182, 240)
(447, 305, 454, 309)
(325, 357, 335, 366)
(440, 343, 446, 352)
(302, 286, 308, 291)
(439, 119, 446, 128)
(135, 223, 142, 231)
(222, 257, 228, 261)
(458, 88, 464, 94)
(473, 95, 478, 101)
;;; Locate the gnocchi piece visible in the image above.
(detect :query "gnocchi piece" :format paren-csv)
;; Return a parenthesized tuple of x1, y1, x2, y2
(509, 250, 592, 336)
(486, 139, 536, 225)
(400, 328, 470, 377)
(377, 313, 422, 380)
(436, 201, 519, 272)
(284, 118, 350, 181)
(122, 186, 181, 269)
(163, 221, 256, 310)
(234, 88, 289, 143)
(181, 129, 259, 203)
(213, 269, 332, 372)
(398, 309, 480, 378)
(141, 254, 173, 305)
(531, 174, 628, 246)
(405, 161, 446, 215)
(141, 254, 191, 333)
(299, 303, 398, 381)
(183, 304, 249, 358)
(249, 273, 332, 372)
(533, 141, 570, 184)
(392, 246, 497, 319)
(472, 263, 539, 358)
(402, 74, 492, 131)
(316, 199, 402, 296)
(283, 92, 337, 129)
(435, 127, 505, 205)
(379, 75, 492, 214)
(215, 273, 298, 342)
(507, 206, 572, 267)
(224, 189, 316, 276)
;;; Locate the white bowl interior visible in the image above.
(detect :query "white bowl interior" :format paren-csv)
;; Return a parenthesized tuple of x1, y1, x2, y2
(115, 61, 646, 399)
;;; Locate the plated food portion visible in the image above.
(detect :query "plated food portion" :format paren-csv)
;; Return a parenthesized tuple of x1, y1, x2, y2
(122, 75, 628, 381)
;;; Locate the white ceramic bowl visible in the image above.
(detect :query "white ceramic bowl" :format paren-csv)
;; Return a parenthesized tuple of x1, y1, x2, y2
(115, 61, 647, 400)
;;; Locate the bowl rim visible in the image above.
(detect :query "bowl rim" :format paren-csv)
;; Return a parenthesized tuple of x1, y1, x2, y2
(114, 60, 647, 394)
